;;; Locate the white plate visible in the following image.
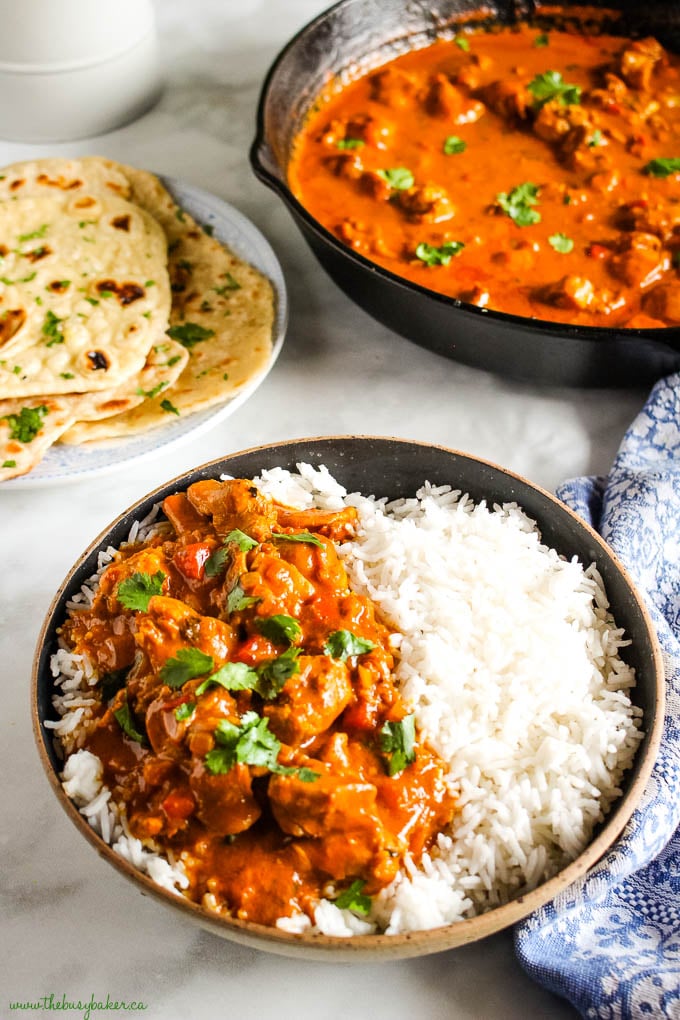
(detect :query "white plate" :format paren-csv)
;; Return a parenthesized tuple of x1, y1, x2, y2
(4, 175, 287, 489)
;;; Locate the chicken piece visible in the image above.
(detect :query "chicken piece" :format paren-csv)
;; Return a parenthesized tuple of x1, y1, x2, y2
(359, 169, 393, 201)
(264, 654, 352, 745)
(187, 478, 276, 541)
(320, 112, 393, 149)
(324, 152, 364, 180)
(618, 37, 665, 91)
(341, 652, 398, 731)
(274, 503, 358, 540)
(98, 546, 169, 615)
(276, 532, 350, 594)
(135, 595, 237, 673)
(480, 78, 531, 120)
(368, 67, 419, 109)
(163, 492, 212, 537)
(538, 274, 624, 315)
(395, 184, 455, 224)
(644, 283, 680, 324)
(423, 73, 485, 123)
(240, 548, 315, 617)
(609, 233, 670, 289)
(189, 759, 261, 836)
(269, 762, 379, 839)
(619, 199, 680, 243)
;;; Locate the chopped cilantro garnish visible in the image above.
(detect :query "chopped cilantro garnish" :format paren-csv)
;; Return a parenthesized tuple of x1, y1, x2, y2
(214, 273, 241, 294)
(496, 182, 541, 226)
(136, 381, 168, 400)
(195, 661, 258, 696)
(380, 715, 417, 776)
(226, 582, 260, 614)
(255, 614, 302, 646)
(454, 35, 470, 52)
(42, 310, 64, 346)
(100, 667, 129, 703)
(2, 404, 48, 443)
(203, 223, 215, 236)
(225, 529, 259, 552)
(160, 399, 180, 416)
(98, 289, 114, 298)
(204, 711, 318, 781)
(527, 70, 581, 108)
(587, 129, 604, 147)
(116, 570, 165, 611)
(166, 322, 215, 347)
(335, 879, 372, 915)
(84, 297, 99, 306)
(415, 240, 465, 266)
(443, 135, 467, 155)
(0, 271, 36, 284)
(145, 279, 156, 287)
(175, 206, 186, 222)
(175, 701, 196, 721)
(256, 647, 301, 698)
(2, 459, 16, 468)
(336, 137, 365, 150)
(60, 372, 75, 379)
(534, 33, 549, 47)
(643, 157, 680, 179)
(113, 695, 145, 744)
(324, 630, 376, 661)
(167, 355, 182, 367)
(549, 232, 574, 253)
(18, 223, 48, 243)
(160, 647, 214, 688)
(377, 167, 414, 190)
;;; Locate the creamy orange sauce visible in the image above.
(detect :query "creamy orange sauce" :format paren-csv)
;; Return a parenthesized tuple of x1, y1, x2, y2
(289, 22, 680, 327)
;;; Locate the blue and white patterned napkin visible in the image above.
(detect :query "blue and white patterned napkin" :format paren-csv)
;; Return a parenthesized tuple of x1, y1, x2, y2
(514, 373, 680, 1018)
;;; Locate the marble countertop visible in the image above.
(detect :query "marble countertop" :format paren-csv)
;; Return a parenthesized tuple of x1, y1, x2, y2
(1, 3, 652, 1018)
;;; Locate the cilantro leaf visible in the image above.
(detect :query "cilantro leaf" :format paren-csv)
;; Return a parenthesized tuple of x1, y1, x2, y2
(256, 647, 301, 698)
(195, 661, 259, 696)
(336, 137, 365, 150)
(534, 33, 549, 47)
(160, 399, 180, 416)
(549, 232, 574, 254)
(527, 70, 581, 108)
(324, 630, 376, 661)
(175, 701, 196, 721)
(454, 36, 470, 52)
(335, 879, 372, 915)
(205, 713, 320, 781)
(272, 531, 323, 548)
(226, 582, 260, 614)
(204, 546, 230, 578)
(644, 157, 680, 179)
(18, 223, 48, 243)
(224, 528, 259, 552)
(117, 570, 165, 611)
(160, 647, 214, 688)
(42, 310, 64, 347)
(113, 695, 145, 743)
(166, 322, 215, 348)
(496, 182, 541, 226)
(415, 241, 465, 266)
(255, 614, 302, 645)
(379, 715, 417, 776)
(377, 167, 414, 190)
(100, 667, 129, 703)
(443, 135, 467, 155)
(2, 404, 48, 443)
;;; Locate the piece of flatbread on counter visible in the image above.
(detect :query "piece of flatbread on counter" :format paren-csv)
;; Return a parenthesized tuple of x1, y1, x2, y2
(0, 192, 170, 397)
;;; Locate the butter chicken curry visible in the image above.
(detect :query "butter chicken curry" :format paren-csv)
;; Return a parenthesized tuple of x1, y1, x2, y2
(61, 479, 455, 927)
(289, 20, 680, 327)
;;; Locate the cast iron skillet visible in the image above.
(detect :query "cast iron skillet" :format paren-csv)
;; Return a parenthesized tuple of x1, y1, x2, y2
(250, 0, 680, 387)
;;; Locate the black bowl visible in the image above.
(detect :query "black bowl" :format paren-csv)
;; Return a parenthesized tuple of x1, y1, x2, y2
(33, 436, 663, 958)
(250, 0, 680, 387)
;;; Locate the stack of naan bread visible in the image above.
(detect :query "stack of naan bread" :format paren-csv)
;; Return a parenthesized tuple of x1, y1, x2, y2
(0, 157, 275, 481)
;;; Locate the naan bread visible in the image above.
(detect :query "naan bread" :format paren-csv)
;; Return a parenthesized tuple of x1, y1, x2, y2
(0, 157, 133, 203)
(60, 162, 274, 443)
(0, 192, 170, 397)
(0, 395, 87, 481)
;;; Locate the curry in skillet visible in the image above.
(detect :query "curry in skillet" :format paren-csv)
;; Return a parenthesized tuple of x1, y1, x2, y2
(289, 20, 680, 327)
(61, 478, 455, 926)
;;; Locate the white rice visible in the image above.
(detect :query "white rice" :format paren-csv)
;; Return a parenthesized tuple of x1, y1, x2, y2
(49, 464, 644, 937)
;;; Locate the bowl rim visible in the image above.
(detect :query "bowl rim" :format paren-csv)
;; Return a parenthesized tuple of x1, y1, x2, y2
(32, 434, 666, 959)
(249, 0, 680, 353)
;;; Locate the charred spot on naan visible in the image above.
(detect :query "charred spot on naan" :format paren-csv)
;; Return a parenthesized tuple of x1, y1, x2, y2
(0, 309, 26, 347)
(95, 279, 146, 305)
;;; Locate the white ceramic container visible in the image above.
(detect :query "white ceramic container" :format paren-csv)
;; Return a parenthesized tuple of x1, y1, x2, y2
(0, 0, 162, 142)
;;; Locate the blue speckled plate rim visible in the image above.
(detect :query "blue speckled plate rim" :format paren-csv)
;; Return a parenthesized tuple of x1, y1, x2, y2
(3, 175, 288, 490)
